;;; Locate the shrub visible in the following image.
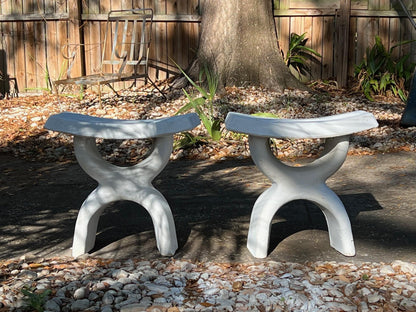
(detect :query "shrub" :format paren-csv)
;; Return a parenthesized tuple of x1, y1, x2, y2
(354, 36, 415, 102)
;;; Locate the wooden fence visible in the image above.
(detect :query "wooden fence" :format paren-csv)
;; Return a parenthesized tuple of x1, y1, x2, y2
(0, 0, 415, 95)
(275, 0, 416, 87)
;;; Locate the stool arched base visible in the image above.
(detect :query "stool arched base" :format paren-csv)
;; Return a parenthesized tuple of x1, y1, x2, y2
(72, 135, 178, 258)
(246, 135, 355, 258)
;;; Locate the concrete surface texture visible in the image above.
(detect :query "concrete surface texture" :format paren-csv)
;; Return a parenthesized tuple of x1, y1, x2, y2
(0, 151, 415, 264)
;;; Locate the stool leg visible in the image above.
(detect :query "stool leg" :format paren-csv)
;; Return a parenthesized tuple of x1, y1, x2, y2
(130, 187, 178, 256)
(307, 186, 355, 256)
(247, 184, 288, 258)
(72, 185, 117, 257)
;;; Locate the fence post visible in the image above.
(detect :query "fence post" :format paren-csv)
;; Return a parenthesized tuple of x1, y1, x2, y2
(336, 0, 351, 88)
(68, 0, 85, 78)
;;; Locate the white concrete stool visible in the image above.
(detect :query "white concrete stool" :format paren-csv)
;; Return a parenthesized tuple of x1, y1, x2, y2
(225, 111, 378, 258)
(45, 112, 200, 257)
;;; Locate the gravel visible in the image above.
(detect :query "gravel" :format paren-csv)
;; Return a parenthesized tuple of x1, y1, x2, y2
(1, 257, 416, 311)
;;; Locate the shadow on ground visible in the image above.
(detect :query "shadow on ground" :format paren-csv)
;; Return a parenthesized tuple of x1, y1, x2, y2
(1, 152, 416, 264)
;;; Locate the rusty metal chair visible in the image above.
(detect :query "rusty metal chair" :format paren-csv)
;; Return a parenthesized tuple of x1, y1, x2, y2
(54, 8, 164, 101)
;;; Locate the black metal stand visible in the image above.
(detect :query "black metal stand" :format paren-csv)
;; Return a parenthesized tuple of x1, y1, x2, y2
(400, 75, 416, 127)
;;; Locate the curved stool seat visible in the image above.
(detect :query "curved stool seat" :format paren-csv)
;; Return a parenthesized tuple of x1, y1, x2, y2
(45, 112, 200, 258)
(225, 110, 377, 138)
(225, 111, 378, 258)
(44, 112, 201, 139)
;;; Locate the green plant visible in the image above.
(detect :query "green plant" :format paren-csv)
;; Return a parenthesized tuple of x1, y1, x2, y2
(174, 132, 208, 150)
(284, 32, 321, 81)
(361, 273, 370, 280)
(354, 36, 415, 102)
(175, 62, 222, 142)
(21, 286, 51, 312)
(252, 112, 280, 118)
(26, 53, 70, 94)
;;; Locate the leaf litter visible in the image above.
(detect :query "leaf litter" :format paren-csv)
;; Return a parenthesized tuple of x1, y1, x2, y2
(1, 83, 415, 166)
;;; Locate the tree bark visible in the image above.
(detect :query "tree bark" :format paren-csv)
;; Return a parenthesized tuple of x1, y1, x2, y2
(192, 0, 307, 91)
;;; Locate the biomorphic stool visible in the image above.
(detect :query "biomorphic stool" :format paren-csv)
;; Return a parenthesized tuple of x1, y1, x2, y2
(225, 111, 378, 258)
(45, 112, 200, 257)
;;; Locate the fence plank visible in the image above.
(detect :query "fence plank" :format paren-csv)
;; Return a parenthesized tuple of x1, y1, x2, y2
(153, 0, 167, 81)
(99, 0, 112, 87)
(101, 0, 111, 14)
(352, 0, 369, 10)
(112, 0, 122, 11)
(56, 1, 68, 86)
(166, 21, 177, 76)
(187, 0, 199, 67)
(15, 22, 25, 92)
(143, 0, 153, 9)
(25, 22, 37, 90)
(280, 0, 290, 9)
(10, 1, 22, 93)
(1, 23, 14, 95)
(1, 1, 13, 95)
(322, 16, 334, 78)
(378, 17, 389, 50)
(379, 0, 390, 10)
(400, 19, 413, 60)
(368, 0, 379, 10)
(66, 1, 83, 79)
(83, 0, 101, 77)
(301, 17, 313, 81)
(166, 0, 179, 72)
(348, 17, 357, 77)
(311, 16, 323, 79)
(166, 0, 188, 71)
(290, 16, 304, 36)
(46, 21, 59, 84)
(290, 0, 339, 9)
(44, 0, 59, 88)
(336, 0, 351, 87)
(277, 16, 290, 62)
(134, 0, 145, 8)
(389, 15, 401, 60)
(35, 21, 47, 90)
(121, 0, 132, 10)
(356, 17, 369, 65)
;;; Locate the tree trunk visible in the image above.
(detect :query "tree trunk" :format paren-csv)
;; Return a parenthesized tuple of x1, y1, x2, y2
(193, 0, 307, 91)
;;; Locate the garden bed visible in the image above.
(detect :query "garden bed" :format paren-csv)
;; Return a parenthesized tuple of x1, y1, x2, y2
(1, 82, 415, 164)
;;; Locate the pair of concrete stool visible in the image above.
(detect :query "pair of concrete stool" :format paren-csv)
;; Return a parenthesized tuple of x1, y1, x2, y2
(45, 110, 378, 258)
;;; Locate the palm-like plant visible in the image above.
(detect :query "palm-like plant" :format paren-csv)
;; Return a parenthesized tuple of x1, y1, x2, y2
(284, 32, 321, 81)
(174, 61, 222, 142)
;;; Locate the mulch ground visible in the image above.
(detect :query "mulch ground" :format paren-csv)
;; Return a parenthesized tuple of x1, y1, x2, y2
(1, 81, 415, 165)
